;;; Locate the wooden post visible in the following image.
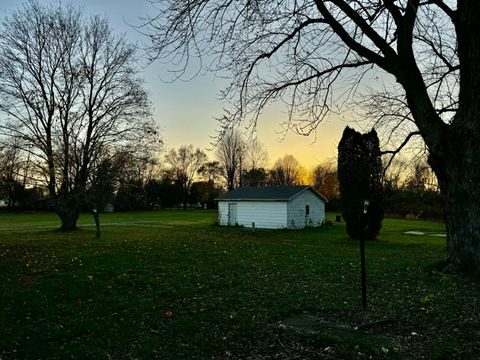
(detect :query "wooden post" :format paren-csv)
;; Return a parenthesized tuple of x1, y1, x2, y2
(93, 209, 100, 238)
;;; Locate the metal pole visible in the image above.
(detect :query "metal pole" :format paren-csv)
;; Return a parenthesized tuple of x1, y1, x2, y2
(360, 200, 369, 308)
(360, 235, 367, 308)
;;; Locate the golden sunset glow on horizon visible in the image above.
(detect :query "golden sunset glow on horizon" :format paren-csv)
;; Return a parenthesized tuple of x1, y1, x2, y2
(157, 78, 349, 169)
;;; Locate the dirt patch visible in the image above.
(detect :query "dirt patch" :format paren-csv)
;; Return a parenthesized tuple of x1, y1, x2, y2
(222, 313, 395, 359)
(279, 314, 358, 336)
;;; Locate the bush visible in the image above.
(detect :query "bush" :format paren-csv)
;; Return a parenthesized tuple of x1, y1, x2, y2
(338, 127, 384, 240)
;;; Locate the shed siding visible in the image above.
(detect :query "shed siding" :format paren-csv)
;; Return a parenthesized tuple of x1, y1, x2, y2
(218, 201, 288, 229)
(287, 190, 325, 228)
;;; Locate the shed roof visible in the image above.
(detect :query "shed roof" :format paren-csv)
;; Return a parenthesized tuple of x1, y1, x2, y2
(217, 186, 327, 202)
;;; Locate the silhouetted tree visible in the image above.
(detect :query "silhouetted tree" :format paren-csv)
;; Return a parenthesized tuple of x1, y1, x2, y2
(198, 161, 222, 184)
(115, 180, 147, 211)
(165, 145, 207, 210)
(338, 127, 384, 240)
(0, 1, 154, 229)
(0, 143, 35, 210)
(240, 139, 268, 187)
(197, 161, 222, 207)
(157, 172, 184, 209)
(243, 168, 268, 187)
(190, 181, 221, 209)
(215, 129, 245, 191)
(311, 162, 340, 201)
(86, 155, 119, 212)
(269, 155, 304, 186)
(404, 160, 439, 194)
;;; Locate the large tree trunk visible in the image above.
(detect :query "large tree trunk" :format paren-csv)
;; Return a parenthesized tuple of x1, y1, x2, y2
(56, 192, 81, 231)
(58, 208, 80, 231)
(438, 0, 480, 273)
(402, 0, 480, 273)
(430, 134, 480, 273)
(443, 180, 480, 273)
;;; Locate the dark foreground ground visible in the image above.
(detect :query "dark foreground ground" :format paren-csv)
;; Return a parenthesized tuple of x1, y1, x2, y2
(0, 210, 478, 359)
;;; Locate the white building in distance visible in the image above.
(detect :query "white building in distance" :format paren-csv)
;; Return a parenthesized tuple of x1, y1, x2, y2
(217, 186, 327, 229)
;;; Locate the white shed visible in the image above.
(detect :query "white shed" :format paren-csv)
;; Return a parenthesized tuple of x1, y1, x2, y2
(217, 186, 327, 229)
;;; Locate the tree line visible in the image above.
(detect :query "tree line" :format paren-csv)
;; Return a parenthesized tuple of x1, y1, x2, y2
(1, 125, 442, 219)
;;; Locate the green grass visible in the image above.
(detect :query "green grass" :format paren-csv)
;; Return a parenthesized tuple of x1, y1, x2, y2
(0, 211, 478, 359)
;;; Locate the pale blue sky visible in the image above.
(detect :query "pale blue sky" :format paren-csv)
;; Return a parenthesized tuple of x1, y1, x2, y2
(0, 0, 347, 167)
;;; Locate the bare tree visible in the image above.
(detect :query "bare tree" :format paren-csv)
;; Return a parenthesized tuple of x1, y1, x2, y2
(198, 161, 222, 184)
(311, 162, 339, 200)
(0, 1, 154, 230)
(269, 155, 304, 186)
(383, 158, 409, 193)
(404, 160, 439, 193)
(245, 139, 268, 172)
(165, 145, 207, 209)
(143, 1, 480, 272)
(0, 143, 29, 209)
(215, 129, 246, 191)
(243, 138, 268, 187)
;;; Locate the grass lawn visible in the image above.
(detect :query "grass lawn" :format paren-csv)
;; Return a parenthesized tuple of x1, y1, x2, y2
(0, 210, 478, 359)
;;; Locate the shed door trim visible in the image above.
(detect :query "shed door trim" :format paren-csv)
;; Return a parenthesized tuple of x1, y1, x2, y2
(228, 203, 237, 226)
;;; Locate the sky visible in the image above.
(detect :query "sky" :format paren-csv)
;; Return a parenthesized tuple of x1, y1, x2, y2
(0, 0, 355, 168)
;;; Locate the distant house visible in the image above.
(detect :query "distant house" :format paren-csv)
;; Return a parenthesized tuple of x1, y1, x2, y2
(217, 186, 327, 229)
(104, 203, 114, 213)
